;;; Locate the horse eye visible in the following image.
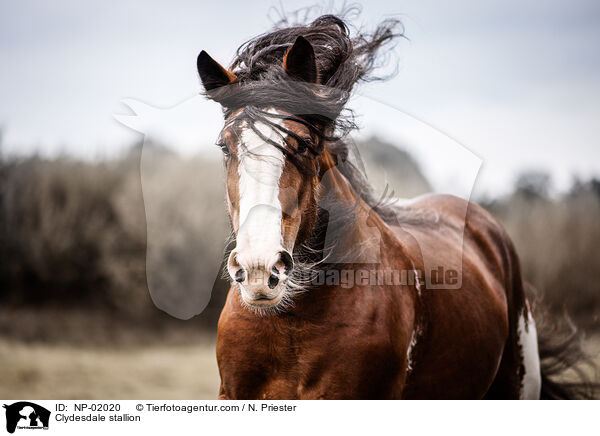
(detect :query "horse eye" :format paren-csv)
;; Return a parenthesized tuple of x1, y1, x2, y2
(298, 137, 312, 153)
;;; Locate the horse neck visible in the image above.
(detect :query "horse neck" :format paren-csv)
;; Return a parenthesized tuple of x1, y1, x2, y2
(317, 148, 360, 204)
(304, 148, 393, 266)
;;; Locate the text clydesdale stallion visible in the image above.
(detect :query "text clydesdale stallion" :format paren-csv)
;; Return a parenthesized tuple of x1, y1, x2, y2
(196, 14, 597, 399)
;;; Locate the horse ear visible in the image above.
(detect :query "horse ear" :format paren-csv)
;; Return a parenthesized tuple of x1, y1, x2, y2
(197, 51, 237, 91)
(283, 36, 318, 83)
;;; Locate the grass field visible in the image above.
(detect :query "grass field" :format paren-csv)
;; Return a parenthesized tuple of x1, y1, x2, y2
(0, 339, 220, 400)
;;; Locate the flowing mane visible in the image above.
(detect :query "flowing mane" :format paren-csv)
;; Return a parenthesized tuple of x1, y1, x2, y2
(226, 13, 401, 132)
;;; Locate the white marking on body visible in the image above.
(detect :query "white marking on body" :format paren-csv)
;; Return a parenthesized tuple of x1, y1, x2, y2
(406, 324, 422, 375)
(406, 330, 417, 373)
(518, 309, 542, 399)
(412, 268, 422, 296)
(236, 110, 286, 267)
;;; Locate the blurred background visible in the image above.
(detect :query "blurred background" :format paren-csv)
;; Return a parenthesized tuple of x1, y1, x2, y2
(1, 0, 599, 399)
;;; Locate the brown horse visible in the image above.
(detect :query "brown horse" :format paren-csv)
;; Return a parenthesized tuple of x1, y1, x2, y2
(197, 15, 596, 399)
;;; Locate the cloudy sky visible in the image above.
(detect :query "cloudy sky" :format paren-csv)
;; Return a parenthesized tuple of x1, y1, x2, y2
(1, 0, 599, 196)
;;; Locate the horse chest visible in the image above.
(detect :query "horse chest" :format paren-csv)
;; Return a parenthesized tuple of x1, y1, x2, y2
(217, 315, 406, 399)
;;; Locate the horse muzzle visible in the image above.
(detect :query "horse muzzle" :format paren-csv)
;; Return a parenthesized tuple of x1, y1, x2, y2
(227, 248, 294, 308)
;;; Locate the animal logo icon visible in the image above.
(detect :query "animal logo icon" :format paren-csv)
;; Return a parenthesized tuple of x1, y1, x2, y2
(3, 402, 50, 434)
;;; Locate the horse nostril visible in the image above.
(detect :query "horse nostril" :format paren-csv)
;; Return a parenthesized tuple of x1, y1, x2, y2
(268, 274, 279, 289)
(235, 269, 246, 283)
(279, 250, 294, 275)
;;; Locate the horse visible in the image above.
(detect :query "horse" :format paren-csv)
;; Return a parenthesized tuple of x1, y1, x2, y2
(196, 14, 596, 399)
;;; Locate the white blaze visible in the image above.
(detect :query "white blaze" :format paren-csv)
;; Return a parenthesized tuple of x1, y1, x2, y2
(518, 309, 542, 399)
(236, 112, 285, 267)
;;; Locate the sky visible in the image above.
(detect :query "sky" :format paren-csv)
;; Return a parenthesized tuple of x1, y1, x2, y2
(1, 0, 599, 197)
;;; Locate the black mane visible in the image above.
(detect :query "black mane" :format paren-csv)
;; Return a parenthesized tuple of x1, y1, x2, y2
(211, 13, 402, 136)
